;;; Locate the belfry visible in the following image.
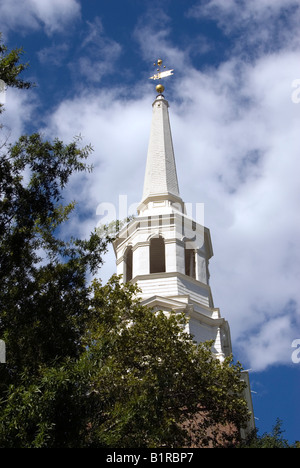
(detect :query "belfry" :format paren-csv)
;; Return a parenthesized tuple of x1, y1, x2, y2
(113, 60, 232, 362)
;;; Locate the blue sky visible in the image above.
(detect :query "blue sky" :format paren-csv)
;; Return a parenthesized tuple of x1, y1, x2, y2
(1, 0, 300, 444)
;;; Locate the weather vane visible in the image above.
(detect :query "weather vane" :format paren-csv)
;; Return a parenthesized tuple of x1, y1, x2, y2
(149, 59, 174, 94)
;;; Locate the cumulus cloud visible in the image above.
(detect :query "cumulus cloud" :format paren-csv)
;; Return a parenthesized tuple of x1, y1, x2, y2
(168, 47, 300, 369)
(238, 307, 299, 371)
(0, 0, 81, 36)
(40, 88, 151, 234)
(0, 87, 37, 145)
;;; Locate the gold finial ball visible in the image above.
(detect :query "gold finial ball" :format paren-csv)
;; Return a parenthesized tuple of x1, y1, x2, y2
(157, 59, 163, 66)
(156, 83, 165, 94)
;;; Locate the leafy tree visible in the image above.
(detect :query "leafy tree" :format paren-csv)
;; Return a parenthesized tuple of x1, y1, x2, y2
(0, 33, 31, 90)
(239, 419, 299, 449)
(0, 277, 250, 448)
(0, 37, 108, 381)
(81, 278, 250, 448)
(0, 36, 251, 448)
(1, 132, 110, 375)
(0, 32, 32, 116)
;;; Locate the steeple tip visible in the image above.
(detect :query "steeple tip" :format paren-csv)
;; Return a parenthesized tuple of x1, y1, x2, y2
(138, 80, 183, 216)
(149, 58, 174, 97)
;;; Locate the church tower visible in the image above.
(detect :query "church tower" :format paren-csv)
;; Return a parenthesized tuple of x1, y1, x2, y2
(113, 60, 255, 434)
(113, 61, 233, 362)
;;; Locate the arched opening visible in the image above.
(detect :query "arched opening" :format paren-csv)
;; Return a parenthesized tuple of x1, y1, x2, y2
(150, 236, 165, 273)
(185, 248, 196, 279)
(124, 246, 133, 282)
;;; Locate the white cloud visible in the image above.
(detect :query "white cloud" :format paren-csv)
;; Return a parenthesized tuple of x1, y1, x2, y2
(166, 45, 300, 370)
(37, 43, 69, 66)
(0, 0, 81, 36)
(238, 312, 299, 371)
(187, 0, 300, 53)
(72, 17, 122, 83)
(133, 6, 186, 69)
(0, 87, 37, 144)
(189, 0, 300, 27)
(41, 87, 150, 225)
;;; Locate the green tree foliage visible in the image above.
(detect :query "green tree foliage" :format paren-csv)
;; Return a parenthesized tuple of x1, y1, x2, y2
(0, 33, 32, 115)
(0, 37, 251, 448)
(0, 33, 31, 90)
(239, 419, 299, 449)
(0, 37, 108, 384)
(81, 277, 251, 448)
(0, 132, 108, 377)
(0, 277, 250, 448)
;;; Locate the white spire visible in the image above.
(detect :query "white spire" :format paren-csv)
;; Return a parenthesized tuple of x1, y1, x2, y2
(140, 94, 182, 209)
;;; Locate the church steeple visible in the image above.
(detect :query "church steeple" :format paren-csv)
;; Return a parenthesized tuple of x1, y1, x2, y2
(114, 60, 232, 362)
(138, 60, 183, 216)
(140, 94, 182, 211)
(113, 60, 255, 433)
